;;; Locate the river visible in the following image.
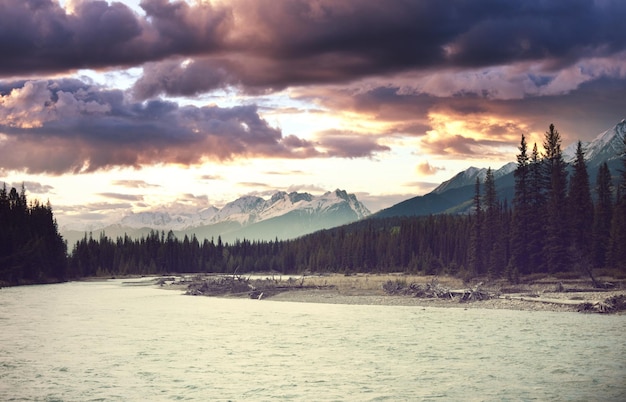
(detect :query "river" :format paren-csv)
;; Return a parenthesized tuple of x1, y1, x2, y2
(1, 279, 625, 401)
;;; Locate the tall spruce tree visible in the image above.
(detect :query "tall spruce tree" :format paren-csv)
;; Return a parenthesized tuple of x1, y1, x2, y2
(568, 141, 594, 266)
(527, 142, 547, 273)
(592, 162, 613, 268)
(468, 177, 484, 276)
(483, 168, 504, 277)
(511, 134, 531, 275)
(543, 124, 570, 273)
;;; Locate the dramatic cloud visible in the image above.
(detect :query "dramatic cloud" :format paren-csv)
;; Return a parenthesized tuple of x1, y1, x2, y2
(295, 72, 626, 149)
(0, 0, 230, 76)
(315, 130, 390, 158)
(2, 1, 625, 88)
(2, 0, 626, 222)
(0, 78, 333, 174)
(416, 162, 445, 176)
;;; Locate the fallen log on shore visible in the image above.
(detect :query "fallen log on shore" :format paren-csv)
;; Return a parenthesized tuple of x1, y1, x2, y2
(501, 295, 585, 306)
(502, 294, 626, 314)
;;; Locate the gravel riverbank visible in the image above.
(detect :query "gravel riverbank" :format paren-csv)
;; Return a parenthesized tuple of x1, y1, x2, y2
(264, 287, 626, 313)
(154, 273, 626, 314)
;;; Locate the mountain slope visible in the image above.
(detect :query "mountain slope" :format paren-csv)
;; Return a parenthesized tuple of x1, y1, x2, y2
(375, 120, 624, 219)
(563, 119, 625, 168)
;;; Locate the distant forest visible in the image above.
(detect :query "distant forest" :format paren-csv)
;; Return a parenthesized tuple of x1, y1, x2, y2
(1, 124, 625, 286)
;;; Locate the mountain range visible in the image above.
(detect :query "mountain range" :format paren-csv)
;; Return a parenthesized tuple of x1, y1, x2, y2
(63, 189, 370, 246)
(62, 119, 624, 246)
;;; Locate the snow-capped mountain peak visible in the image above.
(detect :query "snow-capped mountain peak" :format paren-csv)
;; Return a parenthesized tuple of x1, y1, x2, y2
(563, 119, 625, 166)
(117, 189, 370, 232)
(432, 162, 516, 195)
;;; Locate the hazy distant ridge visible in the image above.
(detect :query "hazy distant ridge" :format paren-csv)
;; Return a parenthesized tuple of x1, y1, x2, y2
(63, 189, 370, 245)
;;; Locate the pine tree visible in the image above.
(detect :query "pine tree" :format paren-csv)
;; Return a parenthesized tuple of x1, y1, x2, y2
(511, 134, 531, 275)
(568, 141, 594, 268)
(592, 162, 613, 268)
(543, 124, 570, 273)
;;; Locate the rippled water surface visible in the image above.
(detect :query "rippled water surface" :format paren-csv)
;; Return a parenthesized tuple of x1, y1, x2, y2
(1, 280, 625, 401)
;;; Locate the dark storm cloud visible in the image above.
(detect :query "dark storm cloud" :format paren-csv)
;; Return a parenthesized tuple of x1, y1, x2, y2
(0, 0, 230, 76)
(316, 130, 390, 158)
(2, 0, 625, 92)
(492, 77, 626, 141)
(131, 0, 626, 97)
(0, 78, 325, 174)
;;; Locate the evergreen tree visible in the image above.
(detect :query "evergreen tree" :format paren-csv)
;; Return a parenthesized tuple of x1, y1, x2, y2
(468, 177, 484, 276)
(542, 124, 570, 273)
(527, 142, 547, 273)
(607, 134, 626, 271)
(511, 134, 531, 275)
(483, 168, 504, 277)
(592, 162, 613, 268)
(568, 141, 594, 269)
(0, 185, 67, 285)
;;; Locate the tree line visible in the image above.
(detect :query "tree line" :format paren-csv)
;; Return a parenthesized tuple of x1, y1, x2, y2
(0, 185, 67, 285)
(469, 124, 626, 281)
(2, 123, 625, 285)
(67, 124, 626, 280)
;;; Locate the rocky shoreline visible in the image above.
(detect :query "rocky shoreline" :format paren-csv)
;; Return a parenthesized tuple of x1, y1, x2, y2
(155, 274, 626, 314)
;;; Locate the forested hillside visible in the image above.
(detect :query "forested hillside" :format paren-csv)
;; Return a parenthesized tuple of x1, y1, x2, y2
(68, 125, 626, 280)
(0, 185, 67, 285)
(3, 124, 626, 285)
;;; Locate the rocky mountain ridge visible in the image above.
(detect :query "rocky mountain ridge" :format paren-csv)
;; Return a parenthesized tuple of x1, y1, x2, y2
(64, 189, 370, 245)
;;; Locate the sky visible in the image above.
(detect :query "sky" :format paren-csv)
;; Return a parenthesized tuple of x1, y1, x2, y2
(1, 0, 625, 230)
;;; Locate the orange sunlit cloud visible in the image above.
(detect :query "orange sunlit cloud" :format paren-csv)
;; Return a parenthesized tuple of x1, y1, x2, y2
(420, 111, 525, 161)
(416, 161, 445, 176)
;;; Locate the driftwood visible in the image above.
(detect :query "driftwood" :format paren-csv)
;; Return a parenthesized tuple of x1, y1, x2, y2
(382, 279, 494, 302)
(578, 295, 626, 314)
(186, 275, 253, 296)
(453, 283, 492, 302)
(185, 275, 335, 299)
(501, 294, 626, 314)
(501, 295, 584, 306)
